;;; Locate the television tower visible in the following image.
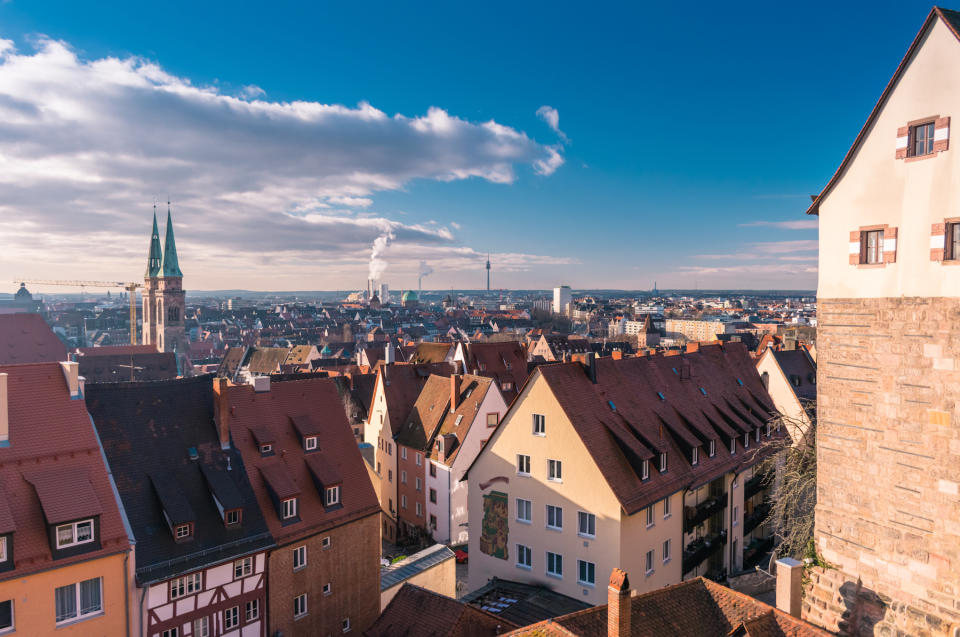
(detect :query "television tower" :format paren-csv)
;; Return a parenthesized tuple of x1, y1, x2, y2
(486, 253, 491, 291)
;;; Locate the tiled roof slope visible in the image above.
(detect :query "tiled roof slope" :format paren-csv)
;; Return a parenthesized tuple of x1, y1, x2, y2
(0, 362, 129, 580)
(245, 347, 289, 374)
(429, 375, 493, 465)
(217, 346, 247, 378)
(84, 374, 273, 583)
(408, 342, 452, 364)
(771, 350, 817, 401)
(0, 314, 67, 364)
(461, 577, 591, 627)
(378, 363, 453, 437)
(365, 583, 518, 637)
(223, 376, 380, 545)
(506, 577, 830, 637)
(395, 374, 450, 450)
(538, 343, 782, 514)
(462, 342, 529, 400)
(77, 344, 158, 357)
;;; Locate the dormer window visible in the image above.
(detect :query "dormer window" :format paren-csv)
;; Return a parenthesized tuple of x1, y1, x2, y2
(709, 440, 716, 457)
(755, 428, 761, 442)
(304, 436, 318, 451)
(0, 536, 7, 563)
(260, 443, 273, 456)
(225, 509, 242, 527)
(743, 433, 750, 449)
(282, 498, 298, 520)
(325, 485, 341, 507)
(641, 459, 650, 480)
(730, 439, 737, 455)
(659, 452, 667, 473)
(56, 519, 94, 549)
(175, 523, 193, 540)
(691, 447, 699, 466)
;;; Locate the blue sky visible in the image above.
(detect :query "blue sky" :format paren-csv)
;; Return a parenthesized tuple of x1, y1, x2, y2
(0, 0, 941, 291)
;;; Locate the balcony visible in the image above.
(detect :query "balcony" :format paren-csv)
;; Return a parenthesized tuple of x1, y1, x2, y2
(743, 501, 771, 536)
(743, 535, 775, 570)
(683, 493, 728, 533)
(744, 471, 771, 500)
(682, 529, 727, 575)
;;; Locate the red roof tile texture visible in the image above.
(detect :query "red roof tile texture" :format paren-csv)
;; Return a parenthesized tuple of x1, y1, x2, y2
(0, 362, 129, 579)
(365, 583, 519, 637)
(0, 314, 67, 364)
(223, 376, 379, 545)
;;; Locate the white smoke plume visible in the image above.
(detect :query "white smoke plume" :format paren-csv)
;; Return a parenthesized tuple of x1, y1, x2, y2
(418, 261, 434, 278)
(369, 232, 394, 281)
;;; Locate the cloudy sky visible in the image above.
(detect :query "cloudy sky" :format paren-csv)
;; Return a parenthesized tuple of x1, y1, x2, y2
(0, 0, 937, 291)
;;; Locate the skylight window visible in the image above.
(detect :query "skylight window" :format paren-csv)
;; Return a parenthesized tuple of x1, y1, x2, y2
(699, 387, 707, 395)
(656, 392, 665, 401)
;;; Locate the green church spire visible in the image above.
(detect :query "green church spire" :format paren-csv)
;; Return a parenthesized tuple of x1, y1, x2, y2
(162, 202, 183, 277)
(145, 204, 162, 278)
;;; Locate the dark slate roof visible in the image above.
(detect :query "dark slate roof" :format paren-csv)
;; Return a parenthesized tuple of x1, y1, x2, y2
(77, 348, 177, 383)
(771, 350, 817, 401)
(85, 374, 273, 584)
(461, 577, 591, 627)
(380, 544, 455, 590)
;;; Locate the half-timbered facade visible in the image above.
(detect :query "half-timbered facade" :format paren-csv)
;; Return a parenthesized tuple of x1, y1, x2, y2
(86, 374, 273, 637)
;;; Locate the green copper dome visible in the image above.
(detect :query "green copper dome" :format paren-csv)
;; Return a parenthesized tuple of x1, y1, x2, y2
(402, 290, 418, 302)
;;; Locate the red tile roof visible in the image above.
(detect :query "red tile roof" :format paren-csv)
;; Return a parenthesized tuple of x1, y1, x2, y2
(0, 314, 66, 364)
(506, 577, 829, 637)
(461, 342, 529, 400)
(376, 363, 453, 437)
(0, 362, 129, 579)
(223, 376, 379, 545)
(365, 583, 519, 637)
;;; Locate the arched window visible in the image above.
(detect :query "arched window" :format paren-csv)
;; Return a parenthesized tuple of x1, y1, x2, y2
(167, 306, 180, 322)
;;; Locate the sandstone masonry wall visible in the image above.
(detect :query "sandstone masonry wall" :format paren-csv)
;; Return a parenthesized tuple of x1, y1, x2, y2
(810, 297, 960, 636)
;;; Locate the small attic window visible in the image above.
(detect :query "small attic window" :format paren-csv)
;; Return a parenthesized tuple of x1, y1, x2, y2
(174, 523, 193, 541)
(656, 392, 665, 401)
(225, 509, 242, 526)
(454, 415, 464, 426)
(304, 436, 318, 451)
(260, 443, 273, 456)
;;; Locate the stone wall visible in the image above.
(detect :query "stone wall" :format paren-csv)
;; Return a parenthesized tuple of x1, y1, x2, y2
(810, 297, 960, 636)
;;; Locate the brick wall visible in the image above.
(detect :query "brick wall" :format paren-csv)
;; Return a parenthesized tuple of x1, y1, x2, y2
(267, 512, 381, 636)
(811, 297, 960, 636)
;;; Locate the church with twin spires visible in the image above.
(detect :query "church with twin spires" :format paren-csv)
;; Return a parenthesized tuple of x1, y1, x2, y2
(143, 206, 187, 354)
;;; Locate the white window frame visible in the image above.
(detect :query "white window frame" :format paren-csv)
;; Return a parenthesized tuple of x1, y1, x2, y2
(326, 485, 341, 506)
(516, 498, 532, 524)
(193, 617, 209, 637)
(234, 556, 253, 579)
(401, 447, 407, 460)
(645, 550, 654, 575)
(663, 496, 671, 519)
(294, 593, 308, 619)
(282, 498, 298, 520)
(546, 551, 563, 578)
(516, 543, 532, 569)
(663, 539, 671, 563)
(293, 545, 307, 571)
(323, 582, 332, 596)
(416, 452, 422, 466)
(645, 505, 654, 528)
(245, 599, 259, 621)
(401, 494, 407, 509)
(401, 470, 407, 484)
(577, 511, 596, 538)
(175, 523, 191, 539)
(641, 459, 649, 480)
(54, 577, 102, 625)
(416, 502, 423, 517)
(305, 436, 318, 450)
(322, 536, 331, 549)
(0, 537, 6, 563)
(225, 509, 241, 526)
(533, 413, 546, 436)
(547, 459, 562, 482)
(0, 598, 11, 634)
(692, 447, 699, 466)
(730, 438, 736, 455)
(577, 559, 596, 587)
(733, 505, 739, 527)
(169, 573, 202, 600)
(709, 439, 716, 457)
(223, 606, 240, 630)
(546, 504, 563, 530)
(55, 519, 95, 549)
(415, 477, 422, 492)
(659, 452, 668, 473)
(260, 443, 272, 454)
(517, 454, 531, 476)
(342, 617, 352, 633)
(744, 432, 750, 449)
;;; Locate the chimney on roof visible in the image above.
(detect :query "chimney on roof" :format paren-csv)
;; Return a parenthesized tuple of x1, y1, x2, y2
(60, 361, 80, 399)
(607, 568, 631, 637)
(450, 374, 461, 412)
(213, 377, 231, 450)
(385, 343, 395, 365)
(0, 373, 8, 447)
(775, 557, 804, 618)
(686, 342, 700, 353)
(611, 350, 622, 361)
(585, 352, 598, 384)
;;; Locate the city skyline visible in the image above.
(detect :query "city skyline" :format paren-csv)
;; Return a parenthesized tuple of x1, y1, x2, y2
(0, 0, 937, 290)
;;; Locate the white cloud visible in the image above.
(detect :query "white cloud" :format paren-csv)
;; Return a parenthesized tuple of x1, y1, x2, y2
(739, 219, 818, 230)
(536, 105, 568, 142)
(0, 36, 568, 288)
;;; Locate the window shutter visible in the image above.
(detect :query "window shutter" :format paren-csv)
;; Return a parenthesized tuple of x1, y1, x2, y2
(934, 117, 950, 152)
(931, 222, 946, 261)
(882, 226, 898, 263)
(849, 230, 861, 265)
(896, 125, 909, 159)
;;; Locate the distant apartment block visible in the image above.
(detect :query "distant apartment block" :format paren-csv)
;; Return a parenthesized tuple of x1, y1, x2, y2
(805, 7, 960, 634)
(664, 318, 735, 342)
(552, 286, 571, 315)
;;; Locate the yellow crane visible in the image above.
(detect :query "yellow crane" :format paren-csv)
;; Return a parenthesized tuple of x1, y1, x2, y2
(15, 279, 143, 345)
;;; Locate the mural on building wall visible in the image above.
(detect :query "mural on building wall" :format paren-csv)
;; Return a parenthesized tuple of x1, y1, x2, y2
(479, 490, 508, 560)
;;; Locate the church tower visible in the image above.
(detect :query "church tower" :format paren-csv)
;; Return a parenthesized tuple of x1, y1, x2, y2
(142, 203, 186, 354)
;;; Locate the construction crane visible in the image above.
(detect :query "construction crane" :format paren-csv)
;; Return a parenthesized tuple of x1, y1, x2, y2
(15, 279, 143, 345)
